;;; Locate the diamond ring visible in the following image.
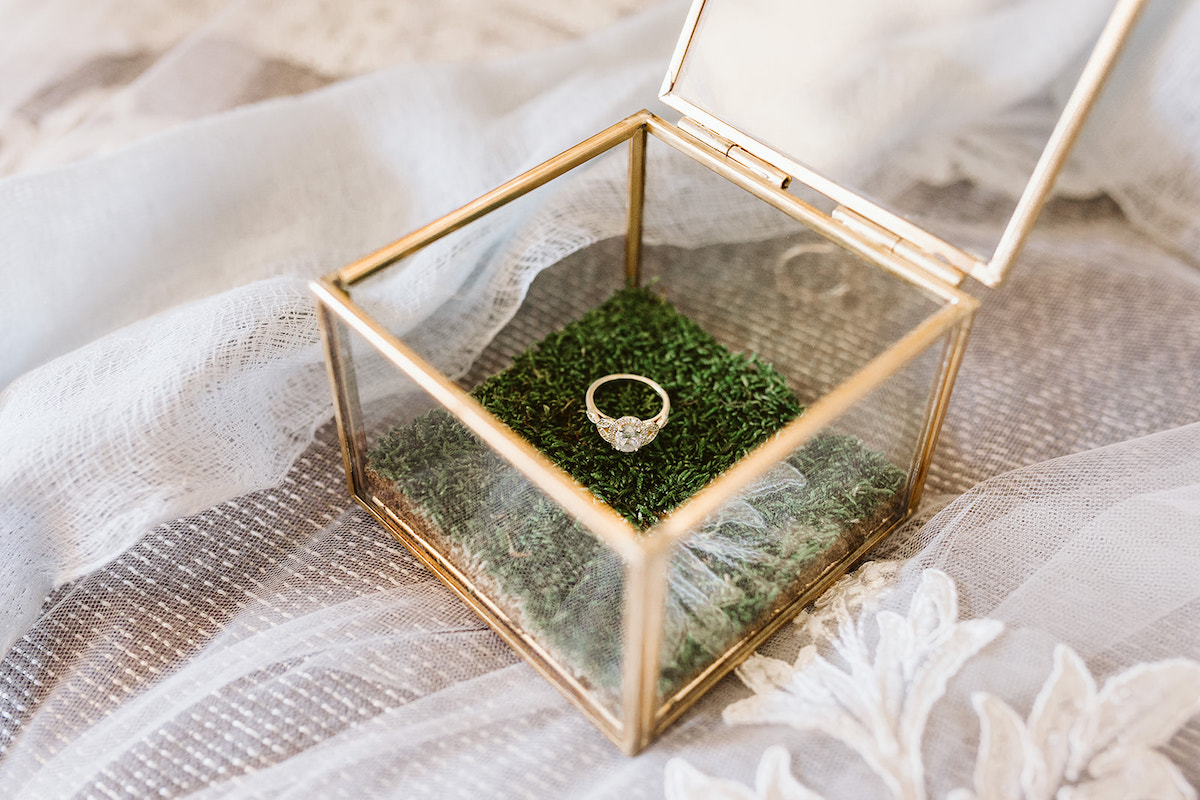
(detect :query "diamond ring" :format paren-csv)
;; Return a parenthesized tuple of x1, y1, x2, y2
(585, 373, 670, 453)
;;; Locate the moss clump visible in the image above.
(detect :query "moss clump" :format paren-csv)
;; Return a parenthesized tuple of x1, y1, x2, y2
(368, 286, 905, 697)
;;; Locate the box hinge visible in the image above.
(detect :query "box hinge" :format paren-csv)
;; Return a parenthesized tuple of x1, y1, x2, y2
(678, 117, 790, 190)
(832, 206, 965, 287)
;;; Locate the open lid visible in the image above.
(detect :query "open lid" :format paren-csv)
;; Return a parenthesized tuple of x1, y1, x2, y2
(660, 0, 1148, 288)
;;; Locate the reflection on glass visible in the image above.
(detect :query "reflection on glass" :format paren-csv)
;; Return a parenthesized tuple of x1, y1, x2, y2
(670, 0, 1116, 260)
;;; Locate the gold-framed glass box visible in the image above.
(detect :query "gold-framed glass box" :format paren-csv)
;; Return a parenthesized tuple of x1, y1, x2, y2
(311, 0, 1145, 754)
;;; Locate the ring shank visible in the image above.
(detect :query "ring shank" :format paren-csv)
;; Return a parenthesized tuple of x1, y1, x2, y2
(585, 373, 670, 426)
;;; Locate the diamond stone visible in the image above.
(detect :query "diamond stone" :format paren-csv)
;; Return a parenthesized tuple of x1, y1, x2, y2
(613, 416, 647, 452)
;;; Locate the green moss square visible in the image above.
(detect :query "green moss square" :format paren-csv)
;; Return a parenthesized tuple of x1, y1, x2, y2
(469, 286, 805, 526)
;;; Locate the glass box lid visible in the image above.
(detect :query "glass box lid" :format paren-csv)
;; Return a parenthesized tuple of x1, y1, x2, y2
(659, 0, 1148, 287)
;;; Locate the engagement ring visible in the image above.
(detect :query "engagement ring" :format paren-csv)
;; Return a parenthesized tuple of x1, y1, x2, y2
(585, 373, 670, 453)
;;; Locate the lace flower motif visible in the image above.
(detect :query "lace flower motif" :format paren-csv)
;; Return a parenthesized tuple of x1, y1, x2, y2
(949, 643, 1200, 800)
(665, 563, 1200, 800)
(723, 568, 1003, 800)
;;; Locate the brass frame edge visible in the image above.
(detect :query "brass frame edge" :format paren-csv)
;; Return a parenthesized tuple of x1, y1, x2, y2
(620, 547, 669, 754)
(314, 299, 366, 497)
(658, 0, 706, 98)
(625, 126, 648, 285)
(905, 311, 975, 514)
(983, 0, 1150, 286)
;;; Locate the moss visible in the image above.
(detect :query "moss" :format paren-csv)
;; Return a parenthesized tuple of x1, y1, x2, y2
(469, 285, 805, 526)
(368, 286, 905, 697)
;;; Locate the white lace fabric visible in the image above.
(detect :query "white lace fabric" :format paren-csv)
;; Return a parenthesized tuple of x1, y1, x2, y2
(668, 422, 1200, 799)
(1, 1, 1200, 797)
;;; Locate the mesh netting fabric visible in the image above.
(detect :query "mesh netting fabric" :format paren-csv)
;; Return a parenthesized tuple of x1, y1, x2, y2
(2, 0, 1200, 796)
(863, 422, 1200, 799)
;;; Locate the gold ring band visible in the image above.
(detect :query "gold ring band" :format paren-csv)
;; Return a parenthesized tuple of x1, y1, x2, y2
(584, 373, 670, 453)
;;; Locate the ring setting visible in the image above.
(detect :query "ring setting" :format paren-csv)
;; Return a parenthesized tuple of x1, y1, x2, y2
(585, 373, 670, 453)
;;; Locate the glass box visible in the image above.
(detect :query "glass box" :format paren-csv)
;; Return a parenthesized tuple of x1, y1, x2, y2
(311, 0, 1143, 753)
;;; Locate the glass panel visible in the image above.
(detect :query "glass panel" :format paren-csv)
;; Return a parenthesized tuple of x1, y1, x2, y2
(350, 145, 631, 381)
(337, 142, 640, 725)
(629, 132, 958, 706)
(639, 134, 946, 407)
(346, 324, 631, 722)
(668, 0, 1119, 267)
(655, 332, 953, 706)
